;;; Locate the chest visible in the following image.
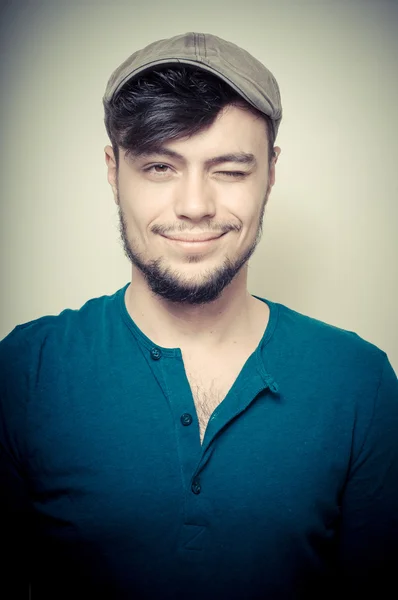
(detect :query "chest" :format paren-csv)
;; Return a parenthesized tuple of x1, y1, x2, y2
(183, 353, 249, 444)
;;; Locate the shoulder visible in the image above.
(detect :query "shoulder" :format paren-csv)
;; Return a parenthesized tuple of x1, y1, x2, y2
(273, 299, 386, 361)
(261, 299, 397, 461)
(0, 286, 129, 453)
(264, 297, 395, 392)
(0, 285, 127, 371)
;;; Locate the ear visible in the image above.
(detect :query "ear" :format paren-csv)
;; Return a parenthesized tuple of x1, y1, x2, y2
(268, 146, 281, 187)
(104, 145, 119, 204)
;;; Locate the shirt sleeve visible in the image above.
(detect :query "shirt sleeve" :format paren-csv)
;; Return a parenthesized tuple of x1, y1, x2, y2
(337, 352, 398, 593)
(0, 328, 32, 599)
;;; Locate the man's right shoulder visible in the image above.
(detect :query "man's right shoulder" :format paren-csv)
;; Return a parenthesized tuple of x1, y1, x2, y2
(0, 285, 126, 360)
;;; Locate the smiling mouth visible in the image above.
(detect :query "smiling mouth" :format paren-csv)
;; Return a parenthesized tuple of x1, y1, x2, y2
(162, 233, 225, 243)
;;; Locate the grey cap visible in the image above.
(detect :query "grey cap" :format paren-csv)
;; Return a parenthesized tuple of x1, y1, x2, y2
(103, 32, 282, 139)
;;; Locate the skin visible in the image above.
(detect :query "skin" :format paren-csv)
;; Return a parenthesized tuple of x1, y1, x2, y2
(105, 104, 281, 352)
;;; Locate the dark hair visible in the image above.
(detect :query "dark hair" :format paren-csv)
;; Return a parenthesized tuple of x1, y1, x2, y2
(103, 66, 275, 167)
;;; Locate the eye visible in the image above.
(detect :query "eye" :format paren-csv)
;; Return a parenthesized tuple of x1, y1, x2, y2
(216, 171, 247, 178)
(144, 164, 172, 175)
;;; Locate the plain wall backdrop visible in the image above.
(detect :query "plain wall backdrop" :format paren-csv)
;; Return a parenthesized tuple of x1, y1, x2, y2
(0, 0, 397, 370)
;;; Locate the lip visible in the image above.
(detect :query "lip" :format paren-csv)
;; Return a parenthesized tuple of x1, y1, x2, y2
(161, 232, 225, 251)
(162, 233, 224, 242)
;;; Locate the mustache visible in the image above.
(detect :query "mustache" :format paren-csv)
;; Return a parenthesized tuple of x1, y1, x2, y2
(151, 222, 241, 236)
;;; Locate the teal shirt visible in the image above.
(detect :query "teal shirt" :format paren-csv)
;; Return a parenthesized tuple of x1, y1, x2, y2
(1, 284, 397, 599)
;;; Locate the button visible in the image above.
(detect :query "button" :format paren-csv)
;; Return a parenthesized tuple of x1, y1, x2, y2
(191, 478, 201, 495)
(180, 413, 193, 426)
(150, 347, 162, 360)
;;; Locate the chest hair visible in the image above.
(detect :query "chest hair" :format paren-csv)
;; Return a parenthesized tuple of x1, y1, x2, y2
(184, 365, 237, 444)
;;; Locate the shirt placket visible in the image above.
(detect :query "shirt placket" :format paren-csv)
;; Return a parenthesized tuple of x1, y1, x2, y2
(154, 348, 279, 558)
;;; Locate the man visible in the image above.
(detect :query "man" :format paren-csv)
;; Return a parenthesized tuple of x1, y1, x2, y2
(1, 32, 397, 600)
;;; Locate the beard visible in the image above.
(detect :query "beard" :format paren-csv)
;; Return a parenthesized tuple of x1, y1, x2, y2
(117, 190, 269, 305)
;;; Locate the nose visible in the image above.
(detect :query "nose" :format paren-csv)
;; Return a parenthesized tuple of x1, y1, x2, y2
(173, 172, 216, 222)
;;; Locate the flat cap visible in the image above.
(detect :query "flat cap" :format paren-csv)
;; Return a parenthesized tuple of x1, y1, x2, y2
(104, 32, 282, 139)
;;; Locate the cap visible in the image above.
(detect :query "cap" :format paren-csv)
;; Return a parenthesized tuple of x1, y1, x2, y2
(103, 32, 282, 139)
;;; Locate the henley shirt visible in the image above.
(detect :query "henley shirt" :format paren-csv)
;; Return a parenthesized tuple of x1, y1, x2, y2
(1, 283, 397, 599)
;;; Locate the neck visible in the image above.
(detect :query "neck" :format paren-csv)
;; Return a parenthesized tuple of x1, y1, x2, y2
(124, 266, 262, 351)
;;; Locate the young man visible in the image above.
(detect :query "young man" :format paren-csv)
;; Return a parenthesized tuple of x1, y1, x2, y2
(1, 32, 397, 599)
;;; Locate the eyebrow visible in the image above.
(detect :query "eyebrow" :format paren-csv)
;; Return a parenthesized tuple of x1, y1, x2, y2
(128, 146, 257, 168)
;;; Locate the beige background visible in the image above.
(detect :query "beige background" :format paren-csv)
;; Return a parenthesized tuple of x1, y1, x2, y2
(0, 0, 397, 371)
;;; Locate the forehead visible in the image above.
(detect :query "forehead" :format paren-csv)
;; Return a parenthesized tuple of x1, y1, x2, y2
(173, 105, 267, 154)
(124, 104, 268, 165)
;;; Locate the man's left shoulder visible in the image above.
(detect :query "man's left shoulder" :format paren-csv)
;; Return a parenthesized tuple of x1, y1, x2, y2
(272, 300, 394, 382)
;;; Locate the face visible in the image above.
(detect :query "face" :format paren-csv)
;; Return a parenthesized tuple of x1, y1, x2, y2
(105, 104, 280, 305)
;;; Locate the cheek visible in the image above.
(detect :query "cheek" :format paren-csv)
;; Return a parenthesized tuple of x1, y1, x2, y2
(224, 177, 266, 217)
(118, 183, 154, 228)
(227, 193, 264, 232)
(118, 176, 172, 224)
